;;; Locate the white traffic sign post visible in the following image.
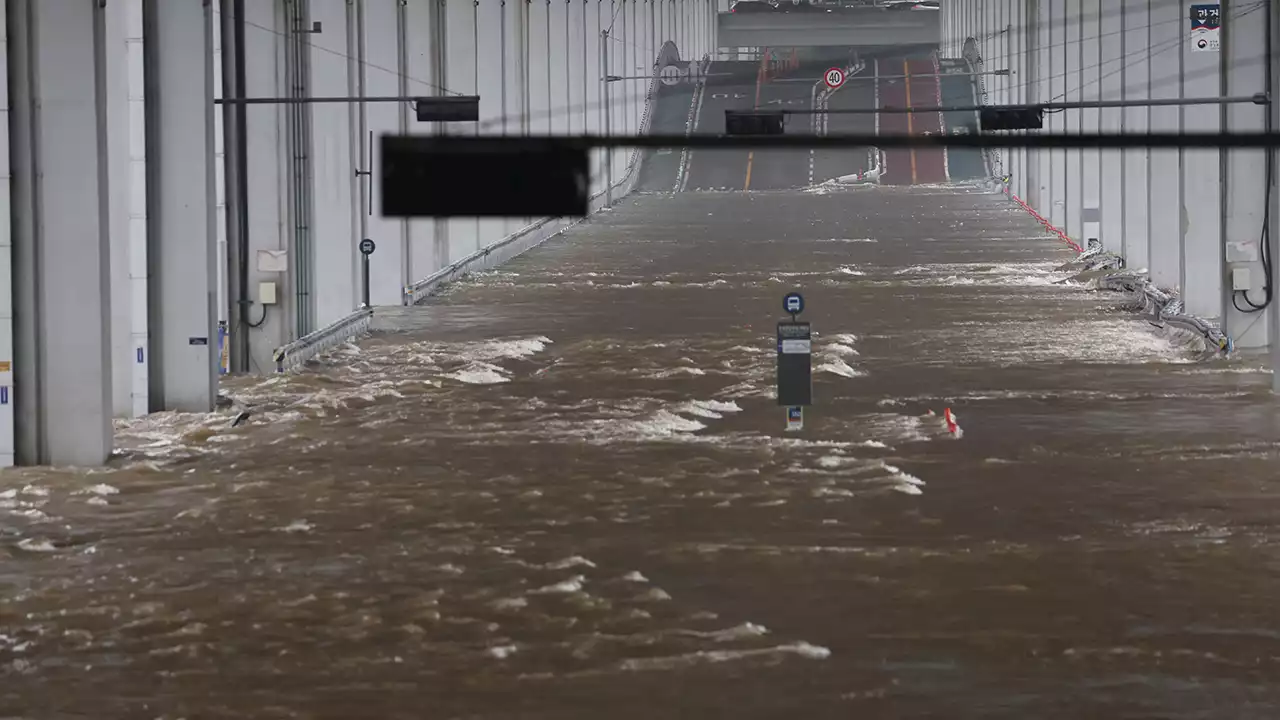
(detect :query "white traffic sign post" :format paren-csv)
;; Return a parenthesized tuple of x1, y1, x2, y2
(824, 67, 845, 90)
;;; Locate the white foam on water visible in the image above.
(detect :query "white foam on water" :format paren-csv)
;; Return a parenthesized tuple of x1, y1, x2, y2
(74, 484, 119, 496)
(531, 576, 585, 594)
(546, 556, 596, 570)
(277, 519, 314, 533)
(647, 367, 707, 378)
(617, 641, 830, 672)
(818, 237, 877, 243)
(677, 622, 770, 642)
(488, 645, 518, 659)
(835, 266, 866, 276)
(817, 359, 866, 378)
(673, 399, 743, 420)
(621, 571, 648, 582)
(445, 362, 510, 385)
(16, 538, 58, 553)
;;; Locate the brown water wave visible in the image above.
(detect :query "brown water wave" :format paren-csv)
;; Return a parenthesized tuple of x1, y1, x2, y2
(3, 188, 1280, 719)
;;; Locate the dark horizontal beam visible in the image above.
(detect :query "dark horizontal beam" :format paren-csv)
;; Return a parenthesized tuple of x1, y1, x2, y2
(785, 94, 1269, 115)
(215, 95, 425, 105)
(384, 132, 1280, 149)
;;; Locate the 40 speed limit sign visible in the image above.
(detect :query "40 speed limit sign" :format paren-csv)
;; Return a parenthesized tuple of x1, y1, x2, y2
(824, 67, 845, 89)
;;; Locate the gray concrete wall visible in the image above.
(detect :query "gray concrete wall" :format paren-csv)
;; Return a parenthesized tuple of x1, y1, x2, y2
(228, 0, 717, 372)
(942, 0, 1280, 350)
(0, 0, 715, 466)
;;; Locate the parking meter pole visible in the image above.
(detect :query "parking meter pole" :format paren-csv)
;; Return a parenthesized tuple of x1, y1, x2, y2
(777, 292, 812, 430)
(362, 256, 371, 307)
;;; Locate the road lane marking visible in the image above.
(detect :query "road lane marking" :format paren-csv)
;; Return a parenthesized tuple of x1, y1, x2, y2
(745, 51, 768, 191)
(904, 59, 918, 185)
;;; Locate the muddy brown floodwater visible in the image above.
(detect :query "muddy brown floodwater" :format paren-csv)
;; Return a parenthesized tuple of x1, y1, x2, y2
(3, 186, 1280, 719)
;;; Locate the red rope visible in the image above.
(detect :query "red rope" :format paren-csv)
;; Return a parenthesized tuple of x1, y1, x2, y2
(1007, 190, 1082, 253)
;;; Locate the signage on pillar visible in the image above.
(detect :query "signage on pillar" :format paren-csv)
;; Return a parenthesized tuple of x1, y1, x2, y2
(1189, 4, 1220, 52)
(786, 405, 803, 431)
(359, 238, 376, 255)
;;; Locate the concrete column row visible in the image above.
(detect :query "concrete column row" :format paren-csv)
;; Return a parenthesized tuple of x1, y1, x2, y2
(3, 0, 216, 466)
(0, 0, 712, 466)
(227, 0, 716, 373)
(942, 0, 1280, 350)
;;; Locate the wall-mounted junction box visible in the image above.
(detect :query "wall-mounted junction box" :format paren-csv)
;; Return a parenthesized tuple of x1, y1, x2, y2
(259, 281, 278, 305)
(1232, 267, 1252, 292)
(1226, 240, 1259, 264)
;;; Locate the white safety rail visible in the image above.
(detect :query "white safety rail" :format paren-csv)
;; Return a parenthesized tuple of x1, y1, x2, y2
(673, 53, 709, 192)
(961, 52, 998, 180)
(272, 307, 374, 373)
(834, 148, 884, 185)
(930, 51, 951, 182)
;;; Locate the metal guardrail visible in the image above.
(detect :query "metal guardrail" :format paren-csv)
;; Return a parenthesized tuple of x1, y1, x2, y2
(271, 306, 374, 373)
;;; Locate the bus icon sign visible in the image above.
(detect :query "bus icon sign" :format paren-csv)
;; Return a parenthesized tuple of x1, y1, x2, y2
(783, 292, 804, 316)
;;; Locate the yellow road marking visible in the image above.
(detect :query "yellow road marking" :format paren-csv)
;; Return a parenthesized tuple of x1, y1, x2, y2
(904, 59, 918, 185)
(745, 151, 755, 189)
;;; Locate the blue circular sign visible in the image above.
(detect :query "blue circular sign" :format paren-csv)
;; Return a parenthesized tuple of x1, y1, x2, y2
(359, 238, 376, 255)
(783, 292, 804, 315)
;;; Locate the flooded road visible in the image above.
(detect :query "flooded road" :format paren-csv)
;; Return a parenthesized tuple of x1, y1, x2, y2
(4, 187, 1280, 718)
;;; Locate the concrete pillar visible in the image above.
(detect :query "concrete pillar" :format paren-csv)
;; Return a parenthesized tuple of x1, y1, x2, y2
(1031, 0, 1049, 211)
(364, 0, 406, 306)
(242, 0, 288, 372)
(1098, 0, 1124, 255)
(403, 0, 440, 289)
(444, 0, 479, 264)
(1148, 0, 1181, 291)
(1223, 0, 1274, 346)
(1063, 0, 1081, 240)
(105, 0, 135, 418)
(1047, 0, 1066, 227)
(1011, 0, 1028, 198)
(1078, 0, 1100, 248)
(10, 0, 114, 465)
(311, 0, 359, 325)
(1180, 0, 1223, 318)
(475, 0, 507, 247)
(143, 0, 217, 412)
(0, 0, 11, 465)
(1121, 0, 1150, 271)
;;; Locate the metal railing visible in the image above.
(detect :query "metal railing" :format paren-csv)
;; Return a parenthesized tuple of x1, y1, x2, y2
(271, 306, 374, 373)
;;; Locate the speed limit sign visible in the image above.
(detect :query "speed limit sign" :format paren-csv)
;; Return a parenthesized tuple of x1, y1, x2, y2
(824, 67, 845, 89)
